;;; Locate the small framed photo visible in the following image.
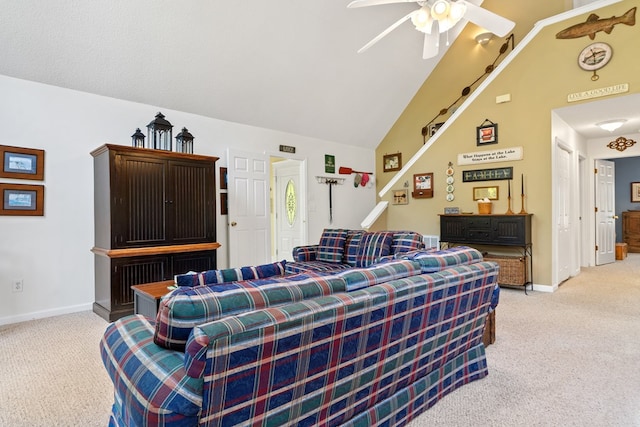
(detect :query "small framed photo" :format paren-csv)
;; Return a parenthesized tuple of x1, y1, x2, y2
(392, 189, 409, 205)
(476, 123, 498, 146)
(0, 183, 44, 216)
(473, 186, 499, 201)
(219, 167, 228, 190)
(383, 153, 402, 172)
(0, 145, 45, 180)
(631, 182, 640, 203)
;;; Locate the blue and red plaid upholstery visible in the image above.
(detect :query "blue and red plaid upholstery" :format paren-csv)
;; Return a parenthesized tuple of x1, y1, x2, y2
(316, 228, 348, 263)
(396, 246, 484, 273)
(182, 261, 499, 426)
(288, 230, 426, 274)
(174, 260, 286, 287)
(285, 260, 353, 275)
(291, 245, 318, 262)
(355, 231, 394, 267)
(334, 259, 421, 291)
(344, 230, 365, 267)
(154, 273, 347, 351)
(100, 315, 203, 427)
(391, 231, 426, 254)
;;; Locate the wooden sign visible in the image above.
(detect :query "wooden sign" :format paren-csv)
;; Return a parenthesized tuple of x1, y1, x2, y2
(462, 167, 513, 182)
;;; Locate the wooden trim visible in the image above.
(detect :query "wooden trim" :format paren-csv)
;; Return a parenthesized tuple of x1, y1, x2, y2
(90, 144, 219, 163)
(91, 242, 221, 258)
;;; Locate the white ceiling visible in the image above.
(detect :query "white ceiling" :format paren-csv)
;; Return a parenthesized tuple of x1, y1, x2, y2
(0, 0, 636, 149)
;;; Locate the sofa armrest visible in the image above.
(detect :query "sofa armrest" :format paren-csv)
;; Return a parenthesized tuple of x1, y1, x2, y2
(292, 245, 318, 262)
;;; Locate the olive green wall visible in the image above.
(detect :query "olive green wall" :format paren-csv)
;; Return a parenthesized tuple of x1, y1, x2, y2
(375, 0, 640, 288)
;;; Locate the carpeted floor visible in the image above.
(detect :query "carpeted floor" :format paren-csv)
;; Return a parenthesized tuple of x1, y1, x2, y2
(1, 254, 639, 427)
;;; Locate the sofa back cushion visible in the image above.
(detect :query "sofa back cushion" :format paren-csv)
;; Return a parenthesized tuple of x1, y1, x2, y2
(343, 230, 365, 267)
(316, 228, 348, 263)
(174, 260, 286, 287)
(391, 231, 425, 254)
(154, 273, 347, 351)
(397, 246, 483, 272)
(335, 259, 421, 291)
(355, 231, 394, 267)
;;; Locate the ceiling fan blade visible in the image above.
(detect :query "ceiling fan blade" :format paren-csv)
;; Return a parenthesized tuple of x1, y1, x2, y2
(358, 10, 416, 53)
(348, 0, 418, 8)
(422, 31, 439, 59)
(459, 1, 515, 37)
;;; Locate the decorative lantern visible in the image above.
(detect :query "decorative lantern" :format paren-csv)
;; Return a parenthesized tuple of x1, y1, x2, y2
(131, 128, 146, 148)
(175, 127, 194, 154)
(146, 112, 173, 150)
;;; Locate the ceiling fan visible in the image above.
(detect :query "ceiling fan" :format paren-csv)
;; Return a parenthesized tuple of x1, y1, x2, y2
(348, 0, 515, 59)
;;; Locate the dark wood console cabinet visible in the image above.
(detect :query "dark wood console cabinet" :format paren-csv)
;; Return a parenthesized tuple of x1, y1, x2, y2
(440, 214, 533, 291)
(91, 144, 220, 321)
(622, 211, 640, 253)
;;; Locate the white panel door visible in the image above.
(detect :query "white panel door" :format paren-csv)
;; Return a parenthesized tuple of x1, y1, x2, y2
(273, 160, 306, 261)
(227, 149, 270, 267)
(595, 159, 616, 265)
(556, 144, 572, 283)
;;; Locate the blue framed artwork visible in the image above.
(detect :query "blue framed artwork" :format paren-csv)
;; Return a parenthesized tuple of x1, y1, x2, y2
(0, 145, 45, 180)
(0, 183, 44, 216)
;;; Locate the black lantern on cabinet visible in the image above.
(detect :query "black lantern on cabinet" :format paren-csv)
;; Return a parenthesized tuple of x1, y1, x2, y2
(146, 112, 173, 150)
(131, 128, 146, 148)
(175, 127, 194, 154)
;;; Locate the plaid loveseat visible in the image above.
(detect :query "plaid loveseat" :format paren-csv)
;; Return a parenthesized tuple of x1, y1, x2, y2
(100, 247, 499, 427)
(286, 229, 426, 274)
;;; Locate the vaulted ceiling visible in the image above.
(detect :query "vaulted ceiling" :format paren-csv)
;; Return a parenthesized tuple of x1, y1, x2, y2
(1, 0, 633, 149)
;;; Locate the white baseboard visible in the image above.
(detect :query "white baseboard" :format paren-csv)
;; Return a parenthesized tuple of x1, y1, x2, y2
(531, 283, 557, 293)
(0, 303, 95, 326)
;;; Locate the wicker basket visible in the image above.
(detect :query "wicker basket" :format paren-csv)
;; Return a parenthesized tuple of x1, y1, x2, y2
(484, 254, 527, 285)
(478, 202, 492, 214)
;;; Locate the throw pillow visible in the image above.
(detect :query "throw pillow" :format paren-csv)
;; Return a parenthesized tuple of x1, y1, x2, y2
(174, 260, 286, 287)
(391, 232, 425, 254)
(316, 228, 348, 263)
(344, 230, 365, 267)
(355, 231, 394, 268)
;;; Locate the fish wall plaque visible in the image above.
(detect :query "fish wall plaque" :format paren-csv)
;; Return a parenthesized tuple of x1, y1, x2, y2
(556, 7, 635, 40)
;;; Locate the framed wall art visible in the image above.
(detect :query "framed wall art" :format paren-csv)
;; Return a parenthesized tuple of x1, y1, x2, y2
(383, 153, 402, 172)
(476, 120, 498, 146)
(220, 192, 228, 215)
(631, 182, 640, 203)
(473, 186, 499, 201)
(392, 189, 409, 205)
(0, 183, 44, 216)
(219, 167, 228, 190)
(0, 145, 45, 180)
(412, 172, 433, 198)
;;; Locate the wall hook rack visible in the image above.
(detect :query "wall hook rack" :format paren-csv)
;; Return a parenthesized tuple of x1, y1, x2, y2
(316, 176, 345, 185)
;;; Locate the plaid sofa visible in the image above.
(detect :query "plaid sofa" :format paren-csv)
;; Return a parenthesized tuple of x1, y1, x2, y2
(286, 229, 426, 274)
(100, 247, 499, 427)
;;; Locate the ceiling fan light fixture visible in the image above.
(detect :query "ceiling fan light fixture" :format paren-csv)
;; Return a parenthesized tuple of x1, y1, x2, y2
(411, 6, 433, 32)
(449, 2, 466, 21)
(596, 119, 627, 132)
(431, 0, 451, 21)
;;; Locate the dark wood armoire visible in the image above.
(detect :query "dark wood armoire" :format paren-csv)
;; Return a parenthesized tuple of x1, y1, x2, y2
(91, 144, 219, 321)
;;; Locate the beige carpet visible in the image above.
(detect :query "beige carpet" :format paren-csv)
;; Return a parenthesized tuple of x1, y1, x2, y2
(1, 255, 639, 427)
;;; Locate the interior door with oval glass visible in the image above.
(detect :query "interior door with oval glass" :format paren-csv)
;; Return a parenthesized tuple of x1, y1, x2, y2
(273, 159, 306, 261)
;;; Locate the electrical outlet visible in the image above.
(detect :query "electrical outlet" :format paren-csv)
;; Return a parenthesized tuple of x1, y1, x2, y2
(12, 279, 23, 293)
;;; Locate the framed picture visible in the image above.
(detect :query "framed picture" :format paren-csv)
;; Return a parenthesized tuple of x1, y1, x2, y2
(0, 183, 44, 216)
(392, 189, 409, 205)
(219, 167, 228, 190)
(220, 192, 228, 215)
(476, 123, 498, 146)
(631, 182, 640, 203)
(412, 172, 433, 198)
(325, 154, 335, 174)
(429, 122, 444, 137)
(473, 186, 499, 200)
(383, 153, 402, 172)
(0, 145, 45, 180)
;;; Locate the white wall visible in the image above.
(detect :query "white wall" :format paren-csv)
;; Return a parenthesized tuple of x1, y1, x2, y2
(0, 75, 376, 325)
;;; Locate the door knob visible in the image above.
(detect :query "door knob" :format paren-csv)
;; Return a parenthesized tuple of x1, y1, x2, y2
(231, 221, 237, 227)
(613, 215, 619, 220)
